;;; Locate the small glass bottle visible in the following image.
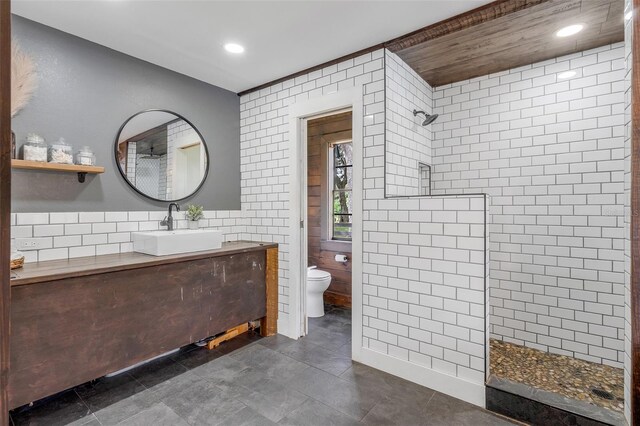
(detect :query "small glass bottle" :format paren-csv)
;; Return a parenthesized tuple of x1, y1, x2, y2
(23, 133, 48, 162)
(48, 138, 74, 164)
(75, 146, 96, 166)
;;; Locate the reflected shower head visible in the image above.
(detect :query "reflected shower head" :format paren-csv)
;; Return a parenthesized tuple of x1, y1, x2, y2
(413, 109, 439, 126)
(139, 146, 158, 159)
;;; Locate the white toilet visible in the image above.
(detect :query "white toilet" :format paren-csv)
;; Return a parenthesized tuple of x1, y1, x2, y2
(307, 266, 332, 318)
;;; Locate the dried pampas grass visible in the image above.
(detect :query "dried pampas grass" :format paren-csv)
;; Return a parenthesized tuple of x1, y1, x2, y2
(11, 41, 37, 118)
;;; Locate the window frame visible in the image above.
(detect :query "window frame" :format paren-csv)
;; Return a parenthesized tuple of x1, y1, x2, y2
(328, 140, 353, 241)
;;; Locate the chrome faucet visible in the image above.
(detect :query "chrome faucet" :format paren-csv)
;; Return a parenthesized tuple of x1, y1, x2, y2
(161, 203, 180, 231)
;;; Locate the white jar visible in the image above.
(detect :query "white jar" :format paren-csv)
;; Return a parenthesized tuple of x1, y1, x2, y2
(48, 138, 74, 164)
(23, 134, 48, 162)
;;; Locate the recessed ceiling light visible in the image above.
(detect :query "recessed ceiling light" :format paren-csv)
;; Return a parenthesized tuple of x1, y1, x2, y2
(625, 11, 633, 21)
(224, 43, 244, 54)
(558, 71, 577, 79)
(556, 24, 584, 37)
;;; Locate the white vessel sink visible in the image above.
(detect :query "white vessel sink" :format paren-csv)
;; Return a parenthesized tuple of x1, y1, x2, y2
(132, 229, 224, 256)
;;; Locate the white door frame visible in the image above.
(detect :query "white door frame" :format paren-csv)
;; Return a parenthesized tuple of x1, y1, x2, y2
(288, 87, 363, 362)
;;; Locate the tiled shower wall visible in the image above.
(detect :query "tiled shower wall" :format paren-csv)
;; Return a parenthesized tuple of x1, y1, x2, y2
(380, 50, 489, 386)
(431, 43, 627, 367)
(385, 50, 433, 197)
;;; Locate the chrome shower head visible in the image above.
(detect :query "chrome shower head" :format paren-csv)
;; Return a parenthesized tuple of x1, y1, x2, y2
(422, 113, 439, 126)
(413, 109, 439, 126)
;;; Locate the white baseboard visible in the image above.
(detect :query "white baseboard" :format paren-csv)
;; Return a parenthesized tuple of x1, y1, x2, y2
(358, 347, 486, 408)
(277, 316, 293, 339)
(352, 341, 363, 363)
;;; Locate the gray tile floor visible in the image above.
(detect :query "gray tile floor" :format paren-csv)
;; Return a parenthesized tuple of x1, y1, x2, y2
(11, 306, 516, 426)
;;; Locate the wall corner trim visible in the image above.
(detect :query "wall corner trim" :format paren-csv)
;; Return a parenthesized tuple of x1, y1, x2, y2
(276, 316, 291, 339)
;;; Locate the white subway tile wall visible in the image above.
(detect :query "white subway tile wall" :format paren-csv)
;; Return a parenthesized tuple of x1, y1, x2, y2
(231, 48, 491, 386)
(385, 50, 433, 196)
(241, 49, 489, 387)
(623, 0, 632, 420)
(362, 194, 489, 384)
(431, 43, 627, 367)
(239, 50, 387, 328)
(126, 141, 136, 183)
(11, 211, 244, 264)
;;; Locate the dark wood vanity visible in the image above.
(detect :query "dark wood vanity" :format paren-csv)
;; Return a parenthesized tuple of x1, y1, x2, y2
(7, 241, 278, 409)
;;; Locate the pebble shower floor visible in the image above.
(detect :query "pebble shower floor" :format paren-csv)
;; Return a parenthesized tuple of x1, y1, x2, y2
(490, 339, 624, 413)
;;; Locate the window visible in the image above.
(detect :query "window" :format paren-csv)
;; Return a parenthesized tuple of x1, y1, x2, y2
(329, 141, 353, 240)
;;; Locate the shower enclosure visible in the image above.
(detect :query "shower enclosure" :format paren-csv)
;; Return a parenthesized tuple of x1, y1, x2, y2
(426, 41, 628, 425)
(384, 33, 629, 423)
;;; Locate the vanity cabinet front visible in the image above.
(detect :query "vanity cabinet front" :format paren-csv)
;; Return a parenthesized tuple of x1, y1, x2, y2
(7, 241, 278, 409)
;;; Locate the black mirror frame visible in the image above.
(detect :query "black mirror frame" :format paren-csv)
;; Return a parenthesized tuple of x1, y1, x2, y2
(114, 109, 210, 203)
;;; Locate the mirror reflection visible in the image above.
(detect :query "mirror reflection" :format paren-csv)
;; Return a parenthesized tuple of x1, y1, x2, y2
(115, 110, 208, 201)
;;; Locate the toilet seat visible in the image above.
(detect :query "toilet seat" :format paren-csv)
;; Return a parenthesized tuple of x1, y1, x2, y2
(308, 269, 331, 280)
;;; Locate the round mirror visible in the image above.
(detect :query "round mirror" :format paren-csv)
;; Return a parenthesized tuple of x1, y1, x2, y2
(115, 110, 209, 202)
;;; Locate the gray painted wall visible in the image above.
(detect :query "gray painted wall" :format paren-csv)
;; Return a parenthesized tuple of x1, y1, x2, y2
(11, 16, 240, 212)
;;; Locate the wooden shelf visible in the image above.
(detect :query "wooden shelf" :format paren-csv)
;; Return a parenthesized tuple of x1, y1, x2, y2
(11, 159, 104, 182)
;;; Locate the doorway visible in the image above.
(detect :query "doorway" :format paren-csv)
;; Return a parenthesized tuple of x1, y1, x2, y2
(287, 88, 364, 363)
(177, 143, 202, 196)
(304, 111, 353, 349)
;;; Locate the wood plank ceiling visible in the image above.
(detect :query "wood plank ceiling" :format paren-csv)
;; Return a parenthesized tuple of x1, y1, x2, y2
(387, 0, 624, 87)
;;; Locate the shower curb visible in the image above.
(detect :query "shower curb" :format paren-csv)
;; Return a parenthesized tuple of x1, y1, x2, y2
(486, 377, 623, 426)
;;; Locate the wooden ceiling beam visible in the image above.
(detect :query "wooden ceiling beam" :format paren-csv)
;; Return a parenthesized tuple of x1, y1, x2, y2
(384, 0, 551, 52)
(393, 0, 624, 87)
